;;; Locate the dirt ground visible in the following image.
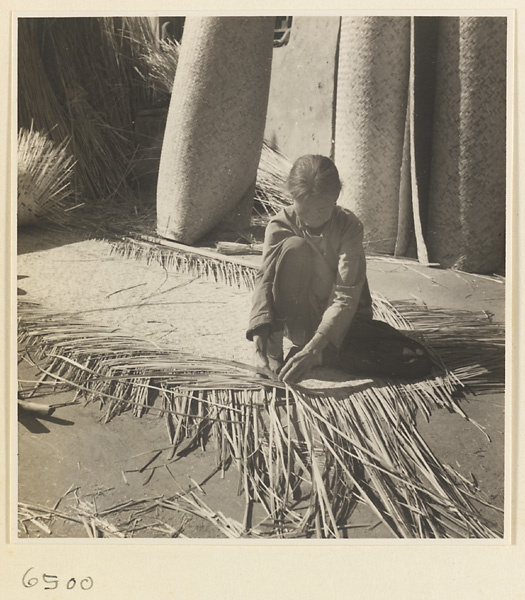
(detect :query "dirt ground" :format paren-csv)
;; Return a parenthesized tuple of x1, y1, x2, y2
(15, 225, 506, 539)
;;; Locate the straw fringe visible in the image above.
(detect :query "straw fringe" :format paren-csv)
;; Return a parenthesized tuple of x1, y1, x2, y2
(18, 298, 503, 538)
(106, 236, 258, 291)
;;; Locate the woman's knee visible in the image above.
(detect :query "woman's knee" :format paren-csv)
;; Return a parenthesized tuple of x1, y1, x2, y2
(273, 237, 313, 318)
(279, 236, 312, 262)
(275, 237, 313, 280)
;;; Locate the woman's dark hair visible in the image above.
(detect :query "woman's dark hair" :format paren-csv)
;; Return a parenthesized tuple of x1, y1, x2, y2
(286, 155, 342, 202)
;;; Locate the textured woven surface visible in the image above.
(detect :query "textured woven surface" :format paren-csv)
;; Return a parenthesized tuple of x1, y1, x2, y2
(157, 17, 274, 244)
(335, 17, 410, 254)
(427, 18, 507, 272)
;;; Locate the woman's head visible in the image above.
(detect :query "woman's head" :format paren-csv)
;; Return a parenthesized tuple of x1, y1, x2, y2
(286, 155, 341, 228)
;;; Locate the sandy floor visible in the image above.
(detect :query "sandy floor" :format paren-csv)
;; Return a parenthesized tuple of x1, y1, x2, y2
(18, 233, 254, 364)
(16, 225, 506, 539)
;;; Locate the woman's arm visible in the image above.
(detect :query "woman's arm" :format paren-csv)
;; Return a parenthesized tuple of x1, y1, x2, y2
(315, 215, 367, 348)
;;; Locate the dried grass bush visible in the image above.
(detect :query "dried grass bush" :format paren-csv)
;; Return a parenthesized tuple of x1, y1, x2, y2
(135, 37, 180, 96)
(17, 127, 76, 226)
(254, 142, 292, 217)
(18, 17, 163, 203)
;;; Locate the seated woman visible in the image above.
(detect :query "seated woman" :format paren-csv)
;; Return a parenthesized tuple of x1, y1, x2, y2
(246, 154, 431, 384)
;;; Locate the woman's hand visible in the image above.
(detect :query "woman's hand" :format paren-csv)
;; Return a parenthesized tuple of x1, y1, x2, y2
(253, 330, 275, 377)
(279, 332, 329, 383)
(279, 348, 320, 383)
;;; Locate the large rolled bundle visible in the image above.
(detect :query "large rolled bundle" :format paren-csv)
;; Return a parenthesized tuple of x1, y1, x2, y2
(335, 17, 411, 254)
(157, 17, 274, 244)
(427, 18, 507, 273)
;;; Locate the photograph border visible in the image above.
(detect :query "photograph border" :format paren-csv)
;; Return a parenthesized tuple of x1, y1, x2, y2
(2, 1, 523, 598)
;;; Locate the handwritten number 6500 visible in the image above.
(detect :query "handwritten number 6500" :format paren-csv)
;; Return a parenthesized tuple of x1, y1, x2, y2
(22, 568, 93, 590)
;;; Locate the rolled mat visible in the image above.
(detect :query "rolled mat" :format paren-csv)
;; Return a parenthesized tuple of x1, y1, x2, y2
(335, 17, 411, 254)
(156, 17, 274, 244)
(427, 17, 507, 273)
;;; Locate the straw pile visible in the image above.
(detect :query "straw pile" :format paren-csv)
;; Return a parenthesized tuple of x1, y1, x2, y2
(18, 295, 503, 538)
(253, 142, 293, 218)
(135, 37, 180, 96)
(18, 491, 243, 539)
(17, 127, 76, 226)
(18, 17, 163, 203)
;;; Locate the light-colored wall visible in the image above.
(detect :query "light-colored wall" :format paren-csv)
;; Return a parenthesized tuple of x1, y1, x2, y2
(264, 17, 340, 162)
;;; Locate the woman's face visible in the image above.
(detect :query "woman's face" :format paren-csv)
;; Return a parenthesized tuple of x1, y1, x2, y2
(294, 191, 339, 229)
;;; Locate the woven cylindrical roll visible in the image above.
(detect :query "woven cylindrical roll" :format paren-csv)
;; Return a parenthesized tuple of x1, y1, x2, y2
(427, 18, 506, 273)
(335, 17, 410, 254)
(157, 17, 274, 244)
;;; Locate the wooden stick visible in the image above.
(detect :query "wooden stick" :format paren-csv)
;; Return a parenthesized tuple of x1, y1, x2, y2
(18, 400, 55, 416)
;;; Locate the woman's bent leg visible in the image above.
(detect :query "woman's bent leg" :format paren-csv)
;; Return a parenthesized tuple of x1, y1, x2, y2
(272, 237, 316, 346)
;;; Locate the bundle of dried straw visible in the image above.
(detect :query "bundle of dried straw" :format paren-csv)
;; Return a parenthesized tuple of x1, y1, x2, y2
(18, 17, 163, 202)
(254, 142, 293, 218)
(18, 127, 76, 226)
